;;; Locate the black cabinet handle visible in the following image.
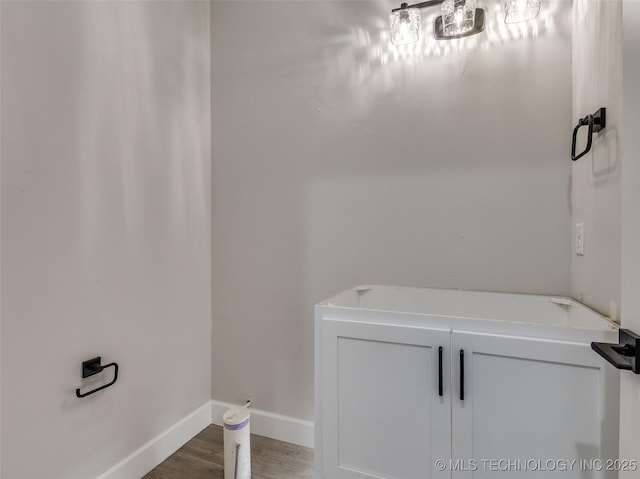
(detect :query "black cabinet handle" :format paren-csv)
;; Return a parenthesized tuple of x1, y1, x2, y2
(438, 346, 443, 397)
(459, 349, 465, 401)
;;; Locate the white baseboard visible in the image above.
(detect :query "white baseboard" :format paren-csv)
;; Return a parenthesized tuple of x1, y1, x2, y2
(211, 400, 314, 449)
(95, 401, 212, 479)
(93, 399, 313, 479)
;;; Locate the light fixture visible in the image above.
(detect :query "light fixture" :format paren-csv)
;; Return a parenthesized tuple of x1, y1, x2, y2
(390, 0, 485, 44)
(389, 0, 540, 45)
(504, 0, 541, 24)
(389, 5, 421, 45)
(435, 0, 484, 39)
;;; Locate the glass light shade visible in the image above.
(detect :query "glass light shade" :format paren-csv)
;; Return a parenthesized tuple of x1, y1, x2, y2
(441, 0, 476, 37)
(389, 8, 420, 45)
(504, 0, 541, 23)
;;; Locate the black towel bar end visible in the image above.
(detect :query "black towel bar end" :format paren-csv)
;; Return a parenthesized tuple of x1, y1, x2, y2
(591, 329, 640, 374)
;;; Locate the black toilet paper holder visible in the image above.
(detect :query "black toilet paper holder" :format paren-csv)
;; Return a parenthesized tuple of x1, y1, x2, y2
(75, 357, 119, 398)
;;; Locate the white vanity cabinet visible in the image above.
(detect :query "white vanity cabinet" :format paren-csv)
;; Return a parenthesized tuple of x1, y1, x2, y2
(320, 319, 452, 479)
(451, 331, 619, 479)
(315, 286, 620, 479)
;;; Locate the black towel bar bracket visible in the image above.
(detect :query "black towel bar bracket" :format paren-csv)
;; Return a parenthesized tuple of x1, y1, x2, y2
(572, 107, 606, 161)
(591, 329, 640, 374)
(76, 357, 119, 398)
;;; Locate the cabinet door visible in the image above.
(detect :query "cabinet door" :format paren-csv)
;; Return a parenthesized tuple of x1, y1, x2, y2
(451, 331, 619, 479)
(321, 319, 452, 479)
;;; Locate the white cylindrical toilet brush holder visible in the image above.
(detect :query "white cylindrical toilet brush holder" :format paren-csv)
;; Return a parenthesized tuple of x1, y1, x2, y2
(223, 407, 251, 479)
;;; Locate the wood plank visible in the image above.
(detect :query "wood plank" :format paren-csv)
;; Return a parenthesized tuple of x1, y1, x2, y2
(142, 424, 313, 479)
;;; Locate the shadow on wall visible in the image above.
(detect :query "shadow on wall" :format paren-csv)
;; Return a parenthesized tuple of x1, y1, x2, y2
(76, 0, 210, 262)
(590, 127, 619, 180)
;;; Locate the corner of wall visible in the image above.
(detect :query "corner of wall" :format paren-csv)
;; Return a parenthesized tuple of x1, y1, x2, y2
(570, 0, 623, 322)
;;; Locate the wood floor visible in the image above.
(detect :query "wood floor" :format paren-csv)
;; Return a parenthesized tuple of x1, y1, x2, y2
(142, 424, 314, 479)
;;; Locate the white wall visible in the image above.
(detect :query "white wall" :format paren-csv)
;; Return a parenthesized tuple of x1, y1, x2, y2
(212, 0, 573, 421)
(0, 2, 211, 478)
(571, 0, 623, 321)
(620, 0, 640, 474)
